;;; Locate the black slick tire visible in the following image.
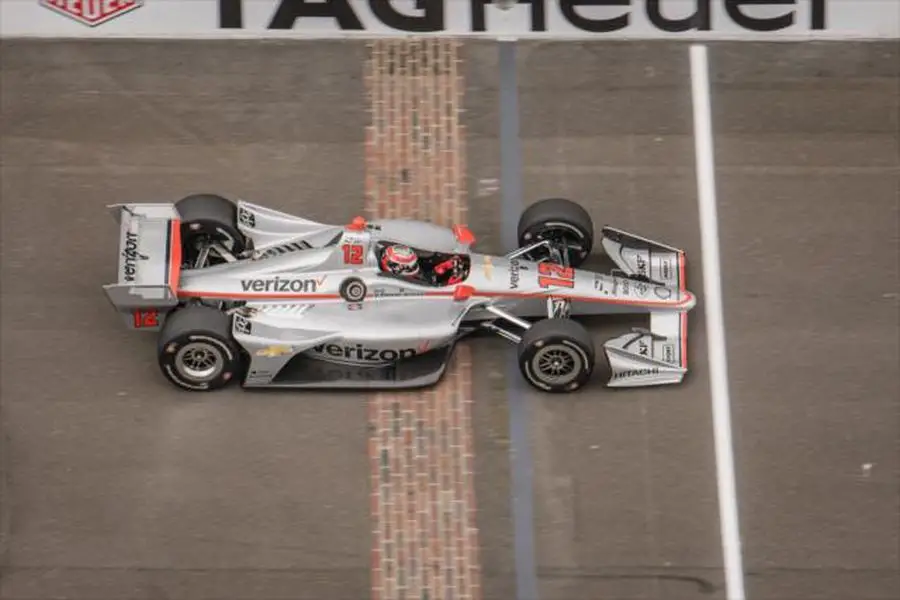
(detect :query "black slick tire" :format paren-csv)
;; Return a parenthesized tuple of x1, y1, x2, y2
(517, 318, 595, 393)
(157, 305, 244, 392)
(175, 194, 248, 266)
(517, 197, 594, 267)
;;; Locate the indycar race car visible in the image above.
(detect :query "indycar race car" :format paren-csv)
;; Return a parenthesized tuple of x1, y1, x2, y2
(103, 194, 696, 393)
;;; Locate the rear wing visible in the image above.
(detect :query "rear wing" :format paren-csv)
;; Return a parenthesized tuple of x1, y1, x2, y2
(600, 226, 690, 387)
(102, 204, 183, 331)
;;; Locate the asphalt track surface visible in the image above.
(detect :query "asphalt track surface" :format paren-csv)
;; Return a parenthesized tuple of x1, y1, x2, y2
(1, 39, 898, 600)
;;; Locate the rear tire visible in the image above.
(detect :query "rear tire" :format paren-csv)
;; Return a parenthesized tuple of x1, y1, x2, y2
(517, 318, 595, 393)
(517, 197, 594, 268)
(157, 305, 244, 392)
(175, 194, 248, 268)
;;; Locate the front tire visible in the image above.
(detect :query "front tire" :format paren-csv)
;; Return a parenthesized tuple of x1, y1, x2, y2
(157, 305, 244, 391)
(517, 319, 595, 393)
(175, 193, 248, 268)
(517, 197, 594, 267)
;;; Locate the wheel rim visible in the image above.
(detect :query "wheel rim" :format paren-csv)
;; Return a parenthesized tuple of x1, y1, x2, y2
(175, 341, 225, 382)
(531, 345, 583, 386)
(343, 279, 367, 302)
(522, 222, 589, 263)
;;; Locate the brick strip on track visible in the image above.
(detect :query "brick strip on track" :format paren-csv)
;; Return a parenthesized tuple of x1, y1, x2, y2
(365, 38, 482, 600)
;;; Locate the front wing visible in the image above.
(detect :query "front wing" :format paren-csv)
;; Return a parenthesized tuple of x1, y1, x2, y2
(600, 227, 690, 387)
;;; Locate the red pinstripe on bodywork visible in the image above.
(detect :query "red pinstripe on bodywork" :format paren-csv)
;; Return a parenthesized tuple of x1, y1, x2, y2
(178, 291, 342, 301)
(168, 219, 182, 292)
(679, 250, 688, 368)
(176, 287, 695, 308)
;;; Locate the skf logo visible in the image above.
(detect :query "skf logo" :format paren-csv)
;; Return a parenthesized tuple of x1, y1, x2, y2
(255, 345, 294, 358)
(664, 345, 675, 364)
(40, 0, 144, 27)
(661, 259, 672, 282)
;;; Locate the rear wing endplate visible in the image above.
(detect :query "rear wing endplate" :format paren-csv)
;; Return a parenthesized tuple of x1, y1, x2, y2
(102, 203, 183, 331)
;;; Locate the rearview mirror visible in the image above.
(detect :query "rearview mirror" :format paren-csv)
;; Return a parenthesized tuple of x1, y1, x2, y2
(453, 285, 475, 301)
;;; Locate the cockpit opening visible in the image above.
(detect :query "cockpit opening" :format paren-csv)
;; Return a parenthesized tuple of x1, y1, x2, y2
(375, 241, 471, 287)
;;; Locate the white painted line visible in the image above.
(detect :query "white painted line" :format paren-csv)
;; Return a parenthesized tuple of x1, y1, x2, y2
(689, 44, 747, 600)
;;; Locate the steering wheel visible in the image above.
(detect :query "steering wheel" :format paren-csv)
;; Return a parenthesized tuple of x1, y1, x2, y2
(431, 256, 460, 286)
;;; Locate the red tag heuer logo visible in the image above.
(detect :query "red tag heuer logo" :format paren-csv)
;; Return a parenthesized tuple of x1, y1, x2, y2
(40, 0, 144, 27)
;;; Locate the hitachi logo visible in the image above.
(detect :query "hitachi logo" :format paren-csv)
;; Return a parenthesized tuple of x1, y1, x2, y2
(311, 343, 416, 363)
(614, 367, 660, 379)
(240, 276, 323, 293)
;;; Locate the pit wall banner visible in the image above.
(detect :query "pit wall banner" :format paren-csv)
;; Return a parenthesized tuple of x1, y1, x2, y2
(2, 0, 899, 40)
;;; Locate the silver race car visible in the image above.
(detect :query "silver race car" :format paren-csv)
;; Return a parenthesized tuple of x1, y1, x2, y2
(103, 194, 696, 393)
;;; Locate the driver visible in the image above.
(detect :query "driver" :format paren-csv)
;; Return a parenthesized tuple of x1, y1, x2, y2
(381, 244, 420, 278)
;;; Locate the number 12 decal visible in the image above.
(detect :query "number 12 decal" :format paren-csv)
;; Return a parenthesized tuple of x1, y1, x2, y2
(537, 262, 575, 289)
(133, 309, 159, 329)
(342, 244, 364, 265)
